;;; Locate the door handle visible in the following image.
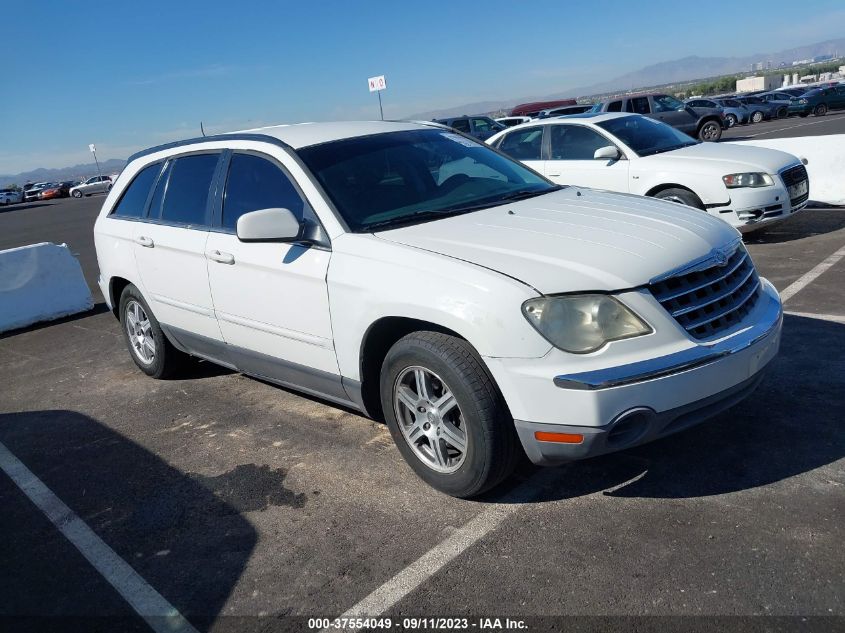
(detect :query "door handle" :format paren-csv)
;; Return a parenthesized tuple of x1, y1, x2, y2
(207, 250, 235, 265)
(547, 173, 561, 177)
(135, 236, 154, 248)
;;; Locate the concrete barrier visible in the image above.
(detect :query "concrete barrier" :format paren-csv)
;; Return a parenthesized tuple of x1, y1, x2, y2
(729, 134, 845, 206)
(0, 242, 94, 334)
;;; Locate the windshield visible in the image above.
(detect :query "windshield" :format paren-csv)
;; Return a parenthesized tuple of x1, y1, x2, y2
(297, 129, 557, 232)
(596, 115, 698, 157)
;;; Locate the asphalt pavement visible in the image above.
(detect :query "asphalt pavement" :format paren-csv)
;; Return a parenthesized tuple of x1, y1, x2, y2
(721, 110, 845, 140)
(0, 196, 843, 632)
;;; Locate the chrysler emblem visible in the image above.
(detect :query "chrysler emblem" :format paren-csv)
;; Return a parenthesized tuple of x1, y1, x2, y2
(714, 251, 728, 266)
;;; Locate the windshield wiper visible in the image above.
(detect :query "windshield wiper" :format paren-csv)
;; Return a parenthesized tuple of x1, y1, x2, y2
(497, 185, 564, 202)
(365, 209, 462, 232)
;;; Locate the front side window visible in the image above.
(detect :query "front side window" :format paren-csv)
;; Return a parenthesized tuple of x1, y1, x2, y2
(297, 129, 555, 232)
(549, 125, 613, 160)
(110, 163, 161, 218)
(498, 126, 544, 161)
(597, 115, 697, 157)
(606, 100, 623, 112)
(159, 153, 219, 226)
(222, 153, 305, 230)
(653, 94, 685, 112)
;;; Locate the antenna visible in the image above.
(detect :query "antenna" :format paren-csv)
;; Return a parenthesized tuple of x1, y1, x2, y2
(200, 121, 206, 137)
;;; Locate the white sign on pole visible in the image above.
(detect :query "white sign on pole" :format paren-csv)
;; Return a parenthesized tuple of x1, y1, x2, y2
(367, 75, 387, 92)
(88, 144, 96, 153)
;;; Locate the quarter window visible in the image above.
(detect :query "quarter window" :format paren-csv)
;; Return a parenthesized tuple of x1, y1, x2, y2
(159, 153, 219, 226)
(222, 153, 305, 230)
(627, 97, 650, 114)
(499, 127, 543, 160)
(110, 163, 160, 218)
(550, 125, 613, 160)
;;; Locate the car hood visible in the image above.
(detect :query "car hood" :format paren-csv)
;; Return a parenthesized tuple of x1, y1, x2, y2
(375, 188, 740, 293)
(655, 142, 800, 173)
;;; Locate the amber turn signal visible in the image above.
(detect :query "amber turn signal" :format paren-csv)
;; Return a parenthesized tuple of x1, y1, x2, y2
(534, 431, 584, 444)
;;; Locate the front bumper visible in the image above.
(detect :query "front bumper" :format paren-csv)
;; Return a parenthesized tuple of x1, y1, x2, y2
(488, 279, 782, 465)
(710, 181, 807, 232)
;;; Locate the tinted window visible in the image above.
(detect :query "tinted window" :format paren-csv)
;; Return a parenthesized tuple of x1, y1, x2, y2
(223, 154, 305, 230)
(653, 94, 685, 112)
(450, 119, 471, 133)
(606, 100, 623, 112)
(159, 154, 219, 226)
(550, 125, 614, 160)
(627, 97, 650, 114)
(499, 126, 544, 160)
(110, 163, 160, 218)
(471, 118, 497, 133)
(297, 129, 554, 232)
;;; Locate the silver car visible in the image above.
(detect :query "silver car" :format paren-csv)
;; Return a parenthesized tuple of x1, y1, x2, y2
(70, 175, 113, 198)
(0, 188, 24, 205)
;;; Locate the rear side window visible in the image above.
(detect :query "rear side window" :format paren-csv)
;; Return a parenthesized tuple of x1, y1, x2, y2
(159, 153, 219, 226)
(222, 153, 305, 230)
(450, 119, 471, 133)
(499, 127, 543, 160)
(606, 100, 623, 112)
(627, 97, 650, 114)
(110, 163, 161, 218)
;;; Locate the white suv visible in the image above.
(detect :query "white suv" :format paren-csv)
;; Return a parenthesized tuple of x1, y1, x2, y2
(94, 121, 783, 497)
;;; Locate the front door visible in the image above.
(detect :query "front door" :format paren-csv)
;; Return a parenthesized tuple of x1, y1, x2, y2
(543, 124, 629, 192)
(133, 152, 223, 346)
(204, 151, 338, 384)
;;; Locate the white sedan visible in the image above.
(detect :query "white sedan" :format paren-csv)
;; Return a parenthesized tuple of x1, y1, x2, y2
(486, 112, 809, 232)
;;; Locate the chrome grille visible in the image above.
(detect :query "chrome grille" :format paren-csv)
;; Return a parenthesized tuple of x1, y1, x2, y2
(649, 245, 761, 339)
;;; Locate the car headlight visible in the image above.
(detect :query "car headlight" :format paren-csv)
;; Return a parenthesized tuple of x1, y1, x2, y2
(522, 294, 652, 354)
(798, 98, 808, 104)
(722, 173, 774, 188)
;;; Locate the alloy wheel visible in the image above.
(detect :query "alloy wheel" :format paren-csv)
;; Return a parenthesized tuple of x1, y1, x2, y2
(393, 366, 468, 473)
(125, 300, 156, 365)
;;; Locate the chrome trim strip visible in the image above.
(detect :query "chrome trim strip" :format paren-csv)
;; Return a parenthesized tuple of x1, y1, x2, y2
(151, 294, 215, 318)
(554, 283, 781, 391)
(656, 250, 748, 302)
(682, 279, 759, 330)
(649, 238, 742, 285)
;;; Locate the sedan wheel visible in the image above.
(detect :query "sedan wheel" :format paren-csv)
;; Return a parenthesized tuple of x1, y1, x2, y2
(814, 104, 827, 117)
(72, 190, 82, 198)
(751, 111, 764, 123)
(725, 113, 737, 127)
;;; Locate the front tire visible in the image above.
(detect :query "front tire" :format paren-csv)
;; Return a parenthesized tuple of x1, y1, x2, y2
(380, 332, 521, 498)
(751, 111, 764, 123)
(698, 120, 722, 142)
(776, 106, 788, 119)
(72, 190, 82, 198)
(814, 103, 827, 117)
(119, 284, 184, 379)
(654, 187, 705, 209)
(725, 113, 737, 127)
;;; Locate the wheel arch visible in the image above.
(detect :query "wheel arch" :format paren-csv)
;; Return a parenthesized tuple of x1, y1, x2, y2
(645, 182, 698, 198)
(357, 316, 468, 421)
(108, 276, 134, 318)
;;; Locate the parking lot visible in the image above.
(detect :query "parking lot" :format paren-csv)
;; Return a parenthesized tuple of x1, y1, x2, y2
(720, 109, 845, 140)
(0, 192, 843, 631)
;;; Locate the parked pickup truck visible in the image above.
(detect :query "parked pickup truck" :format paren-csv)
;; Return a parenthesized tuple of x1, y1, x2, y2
(590, 93, 727, 141)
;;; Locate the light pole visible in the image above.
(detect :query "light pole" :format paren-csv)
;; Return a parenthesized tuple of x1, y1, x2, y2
(89, 143, 103, 180)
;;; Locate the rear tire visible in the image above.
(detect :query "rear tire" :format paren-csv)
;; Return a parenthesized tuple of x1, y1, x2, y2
(380, 331, 521, 498)
(698, 120, 722, 142)
(654, 187, 705, 210)
(776, 106, 788, 119)
(814, 104, 827, 117)
(725, 113, 737, 127)
(751, 111, 764, 124)
(72, 190, 82, 198)
(119, 284, 185, 379)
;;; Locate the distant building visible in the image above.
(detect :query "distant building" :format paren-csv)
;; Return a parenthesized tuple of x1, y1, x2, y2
(752, 61, 764, 71)
(736, 75, 779, 93)
(813, 54, 834, 63)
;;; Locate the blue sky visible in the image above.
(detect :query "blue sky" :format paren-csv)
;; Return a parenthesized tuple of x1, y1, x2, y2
(2, 0, 843, 174)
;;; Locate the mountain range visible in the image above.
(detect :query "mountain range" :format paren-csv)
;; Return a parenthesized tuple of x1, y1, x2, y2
(0, 159, 127, 187)
(409, 37, 845, 119)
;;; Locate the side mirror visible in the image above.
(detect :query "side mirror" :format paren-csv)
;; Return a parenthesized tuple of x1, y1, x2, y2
(236, 208, 301, 242)
(594, 146, 621, 161)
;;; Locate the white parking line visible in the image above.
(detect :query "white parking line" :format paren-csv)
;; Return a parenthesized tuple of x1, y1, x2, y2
(785, 311, 845, 324)
(779, 244, 845, 303)
(742, 112, 845, 139)
(0, 441, 198, 633)
(328, 469, 560, 624)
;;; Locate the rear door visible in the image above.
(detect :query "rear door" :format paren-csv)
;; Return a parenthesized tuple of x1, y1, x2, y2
(204, 150, 338, 381)
(543, 124, 629, 191)
(132, 152, 224, 346)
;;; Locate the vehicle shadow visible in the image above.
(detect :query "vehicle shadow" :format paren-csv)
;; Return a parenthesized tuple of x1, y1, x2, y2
(744, 207, 845, 244)
(0, 409, 262, 630)
(0, 303, 110, 340)
(485, 313, 845, 504)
